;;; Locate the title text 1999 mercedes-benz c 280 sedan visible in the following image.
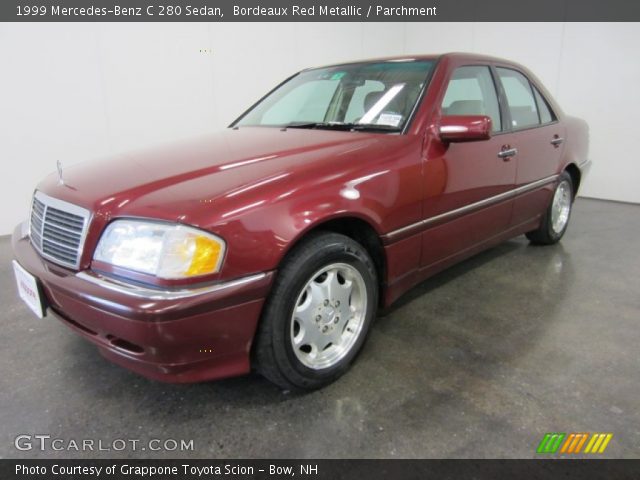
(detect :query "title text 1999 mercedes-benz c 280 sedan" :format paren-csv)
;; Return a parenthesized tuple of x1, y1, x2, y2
(12, 53, 590, 390)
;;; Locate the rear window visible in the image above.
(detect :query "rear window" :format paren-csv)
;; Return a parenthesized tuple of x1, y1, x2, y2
(533, 87, 556, 124)
(497, 68, 540, 129)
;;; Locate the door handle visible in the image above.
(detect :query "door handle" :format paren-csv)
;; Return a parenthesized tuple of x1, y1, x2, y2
(551, 136, 564, 147)
(498, 147, 518, 160)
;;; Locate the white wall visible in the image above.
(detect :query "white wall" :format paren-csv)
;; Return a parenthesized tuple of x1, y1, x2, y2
(1, 22, 638, 235)
(404, 22, 640, 207)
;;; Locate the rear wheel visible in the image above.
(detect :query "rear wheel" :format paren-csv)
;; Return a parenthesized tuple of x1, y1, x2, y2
(526, 171, 574, 245)
(254, 232, 378, 391)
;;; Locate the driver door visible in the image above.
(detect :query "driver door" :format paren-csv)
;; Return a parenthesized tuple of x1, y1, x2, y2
(421, 64, 517, 267)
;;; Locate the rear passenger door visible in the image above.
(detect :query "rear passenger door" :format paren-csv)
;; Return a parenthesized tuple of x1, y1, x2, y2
(495, 67, 565, 227)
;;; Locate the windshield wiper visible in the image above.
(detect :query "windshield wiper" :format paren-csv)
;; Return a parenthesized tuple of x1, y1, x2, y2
(282, 122, 323, 129)
(283, 122, 401, 132)
(348, 123, 402, 132)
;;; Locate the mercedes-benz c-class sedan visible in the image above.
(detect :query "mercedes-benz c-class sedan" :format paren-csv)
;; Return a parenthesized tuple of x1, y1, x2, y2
(12, 53, 590, 390)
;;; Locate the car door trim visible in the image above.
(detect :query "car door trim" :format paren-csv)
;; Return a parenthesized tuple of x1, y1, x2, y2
(382, 174, 559, 242)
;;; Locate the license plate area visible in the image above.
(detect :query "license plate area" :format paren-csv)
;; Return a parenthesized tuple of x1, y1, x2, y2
(12, 260, 46, 318)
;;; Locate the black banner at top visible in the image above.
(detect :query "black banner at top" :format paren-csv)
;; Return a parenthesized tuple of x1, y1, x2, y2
(1, 0, 640, 22)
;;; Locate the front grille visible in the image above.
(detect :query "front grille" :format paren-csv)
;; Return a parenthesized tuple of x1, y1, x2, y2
(29, 192, 90, 269)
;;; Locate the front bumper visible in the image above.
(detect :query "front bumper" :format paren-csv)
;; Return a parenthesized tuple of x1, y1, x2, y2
(12, 224, 275, 383)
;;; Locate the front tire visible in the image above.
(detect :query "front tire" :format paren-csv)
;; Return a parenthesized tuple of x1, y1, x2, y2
(254, 232, 378, 391)
(526, 171, 574, 245)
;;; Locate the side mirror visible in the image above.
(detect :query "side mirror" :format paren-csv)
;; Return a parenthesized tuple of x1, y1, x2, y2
(438, 115, 492, 143)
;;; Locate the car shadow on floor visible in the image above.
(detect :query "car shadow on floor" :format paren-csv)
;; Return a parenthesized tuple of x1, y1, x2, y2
(59, 236, 574, 408)
(380, 239, 525, 316)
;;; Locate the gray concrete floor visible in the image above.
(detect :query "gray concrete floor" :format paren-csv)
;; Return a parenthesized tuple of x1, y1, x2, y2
(1, 198, 638, 459)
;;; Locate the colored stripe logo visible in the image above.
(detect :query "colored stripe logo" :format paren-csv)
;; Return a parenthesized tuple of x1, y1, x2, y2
(537, 433, 613, 454)
(537, 433, 565, 453)
(584, 433, 613, 453)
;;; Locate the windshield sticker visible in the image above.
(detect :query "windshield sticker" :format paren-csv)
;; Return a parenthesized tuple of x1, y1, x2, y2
(330, 72, 346, 80)
(377, 113, 403, 127)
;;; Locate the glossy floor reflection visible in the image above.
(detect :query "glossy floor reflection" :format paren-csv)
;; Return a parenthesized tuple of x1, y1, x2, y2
(1, 198, 638, 458)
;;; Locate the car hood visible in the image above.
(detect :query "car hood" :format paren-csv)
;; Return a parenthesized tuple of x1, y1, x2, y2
(37, 127, 389, 227)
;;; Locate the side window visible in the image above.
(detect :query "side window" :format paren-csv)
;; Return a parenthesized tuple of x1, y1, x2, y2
(497, 68, 540, 129)
(441, 66, 502, 132)
(533, 87, 556, 124)
(261, 80, 339, 125)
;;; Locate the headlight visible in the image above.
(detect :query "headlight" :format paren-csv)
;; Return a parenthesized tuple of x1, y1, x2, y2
(94, 220, 225, 279)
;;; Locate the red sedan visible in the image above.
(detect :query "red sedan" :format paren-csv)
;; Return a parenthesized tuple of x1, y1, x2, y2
(12, 53, 590, 390)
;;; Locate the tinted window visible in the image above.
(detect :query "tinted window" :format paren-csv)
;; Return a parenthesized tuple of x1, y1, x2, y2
(442, 66, 502, 132)
(497, 68, 539, 129)
(262, 80, 339, 125)
(344, 80, 385, 123)
(237, 61, 434, 130)
(533, 87, 555, 124)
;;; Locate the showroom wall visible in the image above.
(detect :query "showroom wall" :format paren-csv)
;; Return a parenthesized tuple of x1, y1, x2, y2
(1, 22, 638, 235)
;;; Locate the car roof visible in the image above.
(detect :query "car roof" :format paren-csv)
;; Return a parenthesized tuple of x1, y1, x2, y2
(310, 52, 517, 70)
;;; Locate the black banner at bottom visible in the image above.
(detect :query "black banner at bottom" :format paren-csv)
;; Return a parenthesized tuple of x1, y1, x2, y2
(2, 459, 639, 480)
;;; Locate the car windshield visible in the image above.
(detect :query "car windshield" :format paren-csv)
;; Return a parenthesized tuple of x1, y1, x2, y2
(233, 60, 435, 132)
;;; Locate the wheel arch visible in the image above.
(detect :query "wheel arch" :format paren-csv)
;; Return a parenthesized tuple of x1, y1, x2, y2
(564, 163, 582, 198)
(281, 215, 387, 306)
